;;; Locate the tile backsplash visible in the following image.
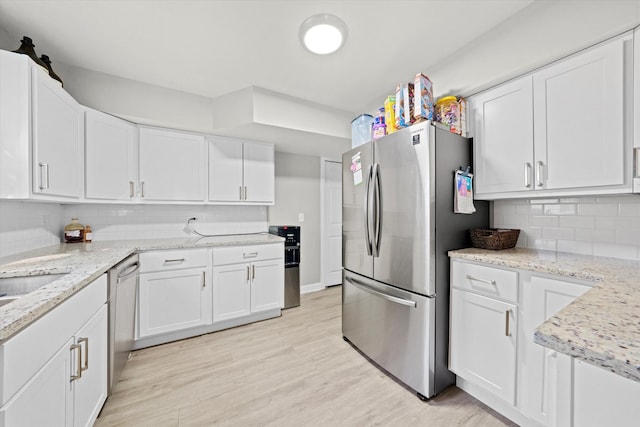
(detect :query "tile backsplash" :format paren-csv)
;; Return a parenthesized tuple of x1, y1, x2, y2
(493, 195, 640, 260)
(0, 201, 267, 258)
(0, 201, 65, 258)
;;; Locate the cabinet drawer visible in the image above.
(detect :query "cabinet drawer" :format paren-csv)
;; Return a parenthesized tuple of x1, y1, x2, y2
(451, 261, 518, 303)
(139, 248, 210, 273)
(213, 244, 283, 266)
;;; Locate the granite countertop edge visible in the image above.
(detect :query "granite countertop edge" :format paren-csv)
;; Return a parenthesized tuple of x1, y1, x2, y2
(449, 247, 640, 383)
(0, 234, 285, 343)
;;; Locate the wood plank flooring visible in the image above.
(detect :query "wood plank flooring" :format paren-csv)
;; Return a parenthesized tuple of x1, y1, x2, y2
(96, 286, 516, 426)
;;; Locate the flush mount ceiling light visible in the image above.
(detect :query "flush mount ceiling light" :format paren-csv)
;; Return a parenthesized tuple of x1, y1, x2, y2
(299, 14, 347, 55)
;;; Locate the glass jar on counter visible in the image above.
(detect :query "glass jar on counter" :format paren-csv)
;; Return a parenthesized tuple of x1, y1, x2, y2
(64, 218, 85, 243)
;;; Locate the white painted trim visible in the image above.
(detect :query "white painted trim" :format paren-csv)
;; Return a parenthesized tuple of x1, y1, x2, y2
(320, 157, 342, 287)
(301, 282, 325, 294)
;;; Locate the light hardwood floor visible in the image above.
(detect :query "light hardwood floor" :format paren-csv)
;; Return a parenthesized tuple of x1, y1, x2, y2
(96, 286, 516, 426)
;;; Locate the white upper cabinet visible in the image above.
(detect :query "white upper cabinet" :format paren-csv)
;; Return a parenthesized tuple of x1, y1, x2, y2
(533, 36, 627, 191)
(85, 109, 138, 201)
(472, 32, 634, 199)
(209, 137, 274, 204)
(471, 76, 534, 195)
(0, 50, 82, 200)
(139, 127, 206, 202)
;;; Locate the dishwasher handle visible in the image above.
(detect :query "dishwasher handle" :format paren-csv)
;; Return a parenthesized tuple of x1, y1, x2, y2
(117, 261, 140, 283)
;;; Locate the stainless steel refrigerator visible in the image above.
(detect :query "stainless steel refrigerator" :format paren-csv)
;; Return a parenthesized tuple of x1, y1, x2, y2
(342, 122, 488, 399)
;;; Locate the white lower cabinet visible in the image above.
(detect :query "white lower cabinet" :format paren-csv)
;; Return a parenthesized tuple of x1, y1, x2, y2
(137, 249, 212, 338)
(450, 289, 517, 405)
(450, 260, 599, 427)
(212, 244, 284, 321)
(0, 275, 108, 427)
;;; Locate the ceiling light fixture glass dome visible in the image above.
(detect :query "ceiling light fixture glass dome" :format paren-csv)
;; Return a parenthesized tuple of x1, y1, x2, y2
(299, 14, 347, 55)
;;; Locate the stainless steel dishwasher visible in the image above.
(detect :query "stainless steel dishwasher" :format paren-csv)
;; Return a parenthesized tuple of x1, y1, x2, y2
(107, 253, 139, 395)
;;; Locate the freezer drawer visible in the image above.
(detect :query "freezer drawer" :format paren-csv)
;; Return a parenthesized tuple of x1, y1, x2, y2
(342, 270, 435, 397)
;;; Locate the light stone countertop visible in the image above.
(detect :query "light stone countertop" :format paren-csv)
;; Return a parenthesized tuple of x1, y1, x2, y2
(449, 247, 640, 382)
(0, 234, 284, 343)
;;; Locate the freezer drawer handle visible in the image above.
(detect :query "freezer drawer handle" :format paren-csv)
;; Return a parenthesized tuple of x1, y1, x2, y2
(346, 277, 416, 308)
(465, 274, 496, 286)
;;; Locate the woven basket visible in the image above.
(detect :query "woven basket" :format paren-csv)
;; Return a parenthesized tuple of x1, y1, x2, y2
(470, 228, 520, 250)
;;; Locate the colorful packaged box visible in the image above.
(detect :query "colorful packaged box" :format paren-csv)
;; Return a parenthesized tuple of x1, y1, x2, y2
(384, 96, 396, 134)
(403, 83, 415, 126)
(458, 96, 468, 137)
(395, 84, 406, 129)
(414, 73, 434, 121)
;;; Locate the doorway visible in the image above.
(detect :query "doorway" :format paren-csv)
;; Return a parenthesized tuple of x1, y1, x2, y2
(321, 158, 342, 287)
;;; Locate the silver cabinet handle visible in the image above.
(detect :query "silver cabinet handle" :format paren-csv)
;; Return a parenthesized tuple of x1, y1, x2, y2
(70, 343, 82, 381)
(346, 276, 417, 308)
(505, 310, 511, 336)
(202, 271, 206, 288)
(243, 252, 258, 259)
(244, 186, 248, 200)
(634, 147, 640, 178)
(164, 258, 185, 264)
(129, 181, 135, 198)
(39, 162, 49, 190)
(524, 163, 532, 188)
(252, 264, 256, 280)
(239, 186, 243, 200)
(465, 274, 496, 285)
(536, 161, 544, 187)
(140, 181, 145, 198)
(246, 266, 250, 282)
(78, 337, 89, 372)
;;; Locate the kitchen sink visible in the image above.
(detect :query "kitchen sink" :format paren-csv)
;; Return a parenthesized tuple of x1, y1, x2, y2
(0, 273, 68, 301)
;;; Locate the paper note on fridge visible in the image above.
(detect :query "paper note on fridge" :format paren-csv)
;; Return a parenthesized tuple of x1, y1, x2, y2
(454, 170, 476, 214)
(351, 152, 363, 185)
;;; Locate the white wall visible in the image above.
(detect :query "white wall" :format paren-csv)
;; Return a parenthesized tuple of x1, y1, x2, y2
(268, 152, 321, 287)
(493, 195, 640, 261)
(0, 201, 65, 258)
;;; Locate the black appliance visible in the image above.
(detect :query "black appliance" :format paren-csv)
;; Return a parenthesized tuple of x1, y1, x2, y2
(269, 225, 300, 308)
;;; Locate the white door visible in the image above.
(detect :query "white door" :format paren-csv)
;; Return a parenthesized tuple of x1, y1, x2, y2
(520, 276, 590, 426)
(73, 305, 108, 427)
(449, 288, 517, 405)
(0, 337, 72, 427)
(209, 138, 243, 202)
(139, 127, 206, 202)
(533, 36, 627, 191)
(323, 160, 342, 286)
(138, 268, 212, 337)
(32, 67, 82, 198)
(471, 76, 534, 196)
(243, 142, 274, 203)
(634, 27, 640, 193)
(85, 110, 138, 200)
(250, 259, 284, 312)
(212, 263, 251, 321)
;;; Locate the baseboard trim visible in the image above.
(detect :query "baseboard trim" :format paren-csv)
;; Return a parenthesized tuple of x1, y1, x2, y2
(301, 282, 325, 294)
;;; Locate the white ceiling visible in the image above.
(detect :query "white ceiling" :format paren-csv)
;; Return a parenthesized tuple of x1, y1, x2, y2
(0, 0, 639, 157)
(0, 0, 534, 114)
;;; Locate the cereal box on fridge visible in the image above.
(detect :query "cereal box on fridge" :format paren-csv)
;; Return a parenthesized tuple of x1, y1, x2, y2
(414, 73, 434, 121)
(384, 96, 396, 134)
(395, 84, 407, 129)
(403, 83, 415, 127)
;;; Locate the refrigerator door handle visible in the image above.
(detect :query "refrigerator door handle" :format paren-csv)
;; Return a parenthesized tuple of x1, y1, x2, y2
(364, 164, 374, 256)
(345, 276, 417, 308)
(372, 163, 382, 257)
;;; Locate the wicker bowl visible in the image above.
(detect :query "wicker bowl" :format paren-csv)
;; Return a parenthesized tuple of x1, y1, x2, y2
(470, 228, 520, 250)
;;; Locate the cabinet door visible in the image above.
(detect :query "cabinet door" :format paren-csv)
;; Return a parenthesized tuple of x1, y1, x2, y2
(73, 305, 108, 427)
(243, 142, 274, 203)
(520, 276, 590, 426)
(212, 263, 251, 322)
(449, 289, 517, 405)
(471, 76, 534, 196)
(634, 27, 640, 193)
(0, 338, 73, 427)
(85, 110, 138, 201)
(250, 259, 284, 313)
(139, 127, 206, 201)
(209, 138, 243, 202)
(533, 36, 627, 190)
(32, 67, 82, 198)
(138, 268, 212, 337)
